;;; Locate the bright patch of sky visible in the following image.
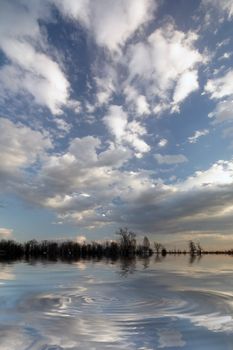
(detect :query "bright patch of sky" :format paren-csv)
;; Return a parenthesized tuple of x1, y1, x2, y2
(1, 0, 233, 247)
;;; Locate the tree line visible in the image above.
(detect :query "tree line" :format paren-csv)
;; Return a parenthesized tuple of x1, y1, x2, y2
(0, 228, 232, 261)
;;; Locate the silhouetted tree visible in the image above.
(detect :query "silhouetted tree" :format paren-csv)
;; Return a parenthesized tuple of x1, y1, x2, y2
(140, 236, 151, 256)
(189, 240, 196, 256)
(196, 242, 203, 255)
(154, 242, 162, 254)
(143, 236, 150, 249)
(116, 227, 136, 256)
(161, 248, 167, 256)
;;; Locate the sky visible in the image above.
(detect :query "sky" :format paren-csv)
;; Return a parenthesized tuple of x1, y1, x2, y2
(1, 0, 233, 248)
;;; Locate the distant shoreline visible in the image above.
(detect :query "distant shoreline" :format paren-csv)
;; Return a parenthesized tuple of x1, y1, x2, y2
(0, 232, 233, 261)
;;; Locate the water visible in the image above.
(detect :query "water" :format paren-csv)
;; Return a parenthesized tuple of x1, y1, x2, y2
(0, 256, 233, 349)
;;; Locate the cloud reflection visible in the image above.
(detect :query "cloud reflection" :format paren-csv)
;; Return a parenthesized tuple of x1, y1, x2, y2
(0, 259, 233, 349)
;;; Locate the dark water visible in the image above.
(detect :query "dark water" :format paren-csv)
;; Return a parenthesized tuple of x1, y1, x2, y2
(1, 256, 233, 349)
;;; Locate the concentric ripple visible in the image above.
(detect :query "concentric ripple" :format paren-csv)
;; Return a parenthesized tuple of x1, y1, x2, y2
(1, 258, 233, 349)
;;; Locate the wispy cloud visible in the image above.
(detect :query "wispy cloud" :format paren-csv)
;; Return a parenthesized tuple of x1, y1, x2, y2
(54, 0, 157, 52)
(188, 129, 209, 143)
(154, 153, 188, 165)
(0, 1, 71, 114)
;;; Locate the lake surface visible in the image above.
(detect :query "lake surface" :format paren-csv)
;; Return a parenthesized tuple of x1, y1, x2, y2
(0, 255, 233, 349)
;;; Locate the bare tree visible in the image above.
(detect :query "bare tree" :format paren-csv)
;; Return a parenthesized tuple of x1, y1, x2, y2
(143, 236, 150, 250)
(141, 236, 151, 255)
(116, 227, 136, 254)
(189, 241, 196, 256)
(196, 242, 203, 255)
(154, 242, 162, 254)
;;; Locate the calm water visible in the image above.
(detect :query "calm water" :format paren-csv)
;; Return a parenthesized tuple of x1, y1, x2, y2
(1, 256, 233, 349)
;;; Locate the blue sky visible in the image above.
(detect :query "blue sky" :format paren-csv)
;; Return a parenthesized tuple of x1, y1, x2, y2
(1, 0, 233, 248)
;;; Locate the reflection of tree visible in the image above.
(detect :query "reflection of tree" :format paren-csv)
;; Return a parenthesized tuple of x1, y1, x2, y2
(196, 242, 203, 255)
(189, 254, 202, 265)
(142, 256, 150, 269)
(118, 257, 137, 277)
(154, 254, 163, 263)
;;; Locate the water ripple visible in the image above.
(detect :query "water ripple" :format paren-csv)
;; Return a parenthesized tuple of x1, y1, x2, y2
(1, 259, 233, 349)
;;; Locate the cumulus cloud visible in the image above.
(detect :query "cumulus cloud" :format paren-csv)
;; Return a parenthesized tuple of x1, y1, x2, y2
(1, 0, 233, 242)
(5, 131, 154, 228)
(188, 129, 209, 143)
(105, 160, 233, 235)
(0, 118, 52, 178)
(126, 22, 202, 113)
(158, 139, 168, 148)
(2, 119, 231, 238)
(0, 1, 70, 114)
(36, 136, 129, 218)
(205, 70, 233, 100)
(3, 128, 233, 237)
(54, 0, 156, 52)
(172, 70, 199, 111)
(178, 160, 233, 190)
(154, 153, 188, 165)
(205, 70, 233, 131)
(209, 99, 233, 125)
(53, 118, 71, 135)
(93, 75, 116, 108)
(103, 105, 150, 157)
(124, 85, 150, 116)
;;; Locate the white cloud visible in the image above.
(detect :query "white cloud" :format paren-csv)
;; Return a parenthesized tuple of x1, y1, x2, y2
(219, 52, 232, 60)
(103, 105, 150, 156)
(2, 1, 233, 240)
(103, 106, 127, 141)
(158, 139, 168, 147)
(0, 1, 70, 114)
(124, 85, 150, 116)
(154, 153, 188, 165)
(136, 95, 151, 116)
(188, 129, 209, 143)
(13, 133, 153, 227)
(67, 100, 82, 114)
(53, 118, 71, 134)
(54, 0, 156, 51)
(209, 99, 233, 124)
(205, 70, 233, 130)
(178, 160, 233, 191)
(172, 70, 199, 111)
(202, 0, 233, 19)
(4, 130, 233, 236)
(69, 136, 101, 165)
(0, 228, 13, 238)
(0, 1, 42, 43)
(127, 23, 202, 112)
(0, 118, 52, 176)
(94, 75, 115, 107)
(205, 70, 233, 100)
(153, 102, 170, 115)
(98, 143, 132, 168)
